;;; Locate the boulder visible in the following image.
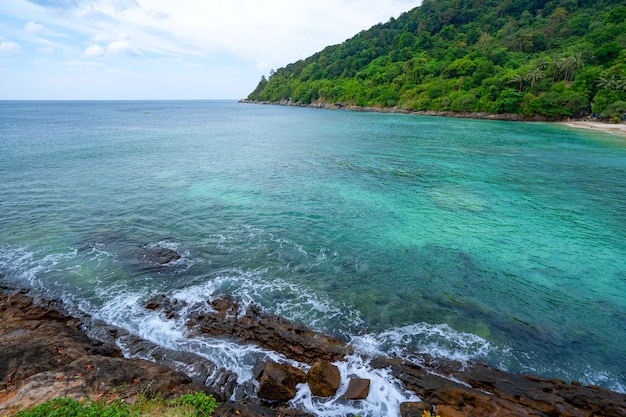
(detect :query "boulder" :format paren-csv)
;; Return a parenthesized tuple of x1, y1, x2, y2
(343, 378, 370, 400)
(257, 361, 306, 402)
(307, 361, 340, 397)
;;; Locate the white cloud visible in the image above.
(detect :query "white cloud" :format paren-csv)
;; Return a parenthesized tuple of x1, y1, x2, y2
(1, 0, 424, 98)
(84, 37, 142, 57)
(107, 39, 140, 56)
(84, 43, 105, 57)
(24, 21, 45, 33)
(0, 41, 21, 55)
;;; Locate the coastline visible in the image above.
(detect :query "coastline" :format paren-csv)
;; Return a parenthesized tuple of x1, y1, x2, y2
(240, 99, 626, 137)
(559, 120, 626, 138)
(2, 285, 625, 417)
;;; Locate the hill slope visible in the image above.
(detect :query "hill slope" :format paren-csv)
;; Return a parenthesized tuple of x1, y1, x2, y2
(247, 0, 626, 120)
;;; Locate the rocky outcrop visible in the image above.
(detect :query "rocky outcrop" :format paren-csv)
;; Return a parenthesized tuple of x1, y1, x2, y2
(3, 288, 625, 417)
(371, 356, 626, 417)
(239, 99, 554, 121)
(145, 295, 352, 364)
(149, 293, 626, 417)
(0, 290, 205, 415)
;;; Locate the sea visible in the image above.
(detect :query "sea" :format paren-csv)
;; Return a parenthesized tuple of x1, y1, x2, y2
(0, 100, 624, 415)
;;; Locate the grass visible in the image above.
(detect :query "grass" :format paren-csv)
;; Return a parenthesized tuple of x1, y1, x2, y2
(10, 392, 218, 417)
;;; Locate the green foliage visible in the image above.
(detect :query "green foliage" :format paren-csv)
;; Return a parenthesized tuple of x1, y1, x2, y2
(13, 392, 219, 417)
(172, 392, 219, 416)
(248, 0, 626, 119)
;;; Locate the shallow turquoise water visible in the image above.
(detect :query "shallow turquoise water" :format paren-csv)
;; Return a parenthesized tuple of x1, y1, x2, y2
(0, 100, 624, 393)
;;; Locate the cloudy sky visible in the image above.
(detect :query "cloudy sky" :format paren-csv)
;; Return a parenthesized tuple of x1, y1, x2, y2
(0, 0, 422, 100)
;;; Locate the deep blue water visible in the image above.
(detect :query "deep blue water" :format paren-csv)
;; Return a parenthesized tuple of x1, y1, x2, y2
(1, 100, 624, 412)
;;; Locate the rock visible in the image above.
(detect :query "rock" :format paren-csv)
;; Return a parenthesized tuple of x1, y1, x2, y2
(144, 294, 187, 319)
(134, 246, 181, 266)
(213, 401, 315, 417)
(257, 361, 306, 402)
(400, 402, 432, 417)
(307, 361, 341, 397)
(343, 378, 370, 400)
(184, 296, 352, 364)
(371, 356, 626, 417)
(0, 291, 207, 415)
(116, 334, 239, 401)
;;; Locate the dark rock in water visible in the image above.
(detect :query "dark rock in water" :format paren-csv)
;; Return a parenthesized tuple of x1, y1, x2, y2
(134, 246, 181, 266)
(256, 361, 306, 402)
(343, 378, 370, 400)
(144, 294, 188, 319)
(184, 295, 352, 364)
(307, 360, 340, 397)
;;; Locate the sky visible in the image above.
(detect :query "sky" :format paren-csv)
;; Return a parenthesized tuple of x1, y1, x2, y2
(0, 0, 422, 100)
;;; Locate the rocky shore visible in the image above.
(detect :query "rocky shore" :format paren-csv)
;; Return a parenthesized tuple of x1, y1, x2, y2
(1, 285, 625, 417)
(239, 99, 626, 137)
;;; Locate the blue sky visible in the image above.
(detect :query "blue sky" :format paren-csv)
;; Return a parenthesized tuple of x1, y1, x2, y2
(0, 0, 422, 99)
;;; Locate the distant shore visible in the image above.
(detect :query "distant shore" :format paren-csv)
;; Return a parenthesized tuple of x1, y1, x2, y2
(240, 99, 626, 137)
(559, 120, 626, 137)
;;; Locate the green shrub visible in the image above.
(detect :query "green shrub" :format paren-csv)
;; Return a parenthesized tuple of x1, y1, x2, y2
(12, 392, 219, 417)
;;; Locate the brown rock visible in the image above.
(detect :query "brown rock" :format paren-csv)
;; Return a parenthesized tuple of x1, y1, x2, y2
(400, 401, 432, 417)
(257, 361, 306, 402)
(184, 296, 352, 364)
(343, 378, 370, 400)
(307, 361, 341, 397)
(0, 291, 207, 415)
(213, 401, 315, 417)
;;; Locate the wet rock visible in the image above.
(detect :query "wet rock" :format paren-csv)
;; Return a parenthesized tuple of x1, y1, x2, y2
(144, 294, 188, 319)
(184, 295, 352, 364)
(117, 334, 239, 401)
(343, 378, 370, 400)
(134, 246, 181, 266)
(257, 361, 306, 402)
(400, 402, 433, 417)
(371, 355, 626, 417)
(307, 360, 340, 397)
(0, 291, 208, 415)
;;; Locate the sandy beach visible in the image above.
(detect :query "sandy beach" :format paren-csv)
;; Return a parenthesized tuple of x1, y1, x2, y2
(561, 120, 626, 137)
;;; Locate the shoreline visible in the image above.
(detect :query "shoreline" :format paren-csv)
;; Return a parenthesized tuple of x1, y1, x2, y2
(559, 120, 626, 137)
(240, 99, 626, 137)
(2, 285, 625, 417)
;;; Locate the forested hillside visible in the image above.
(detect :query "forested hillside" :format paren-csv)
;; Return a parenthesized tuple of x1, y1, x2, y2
(247, 0, 626, 120)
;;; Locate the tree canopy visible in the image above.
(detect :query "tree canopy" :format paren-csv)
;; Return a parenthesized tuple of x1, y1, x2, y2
(247, 0, 626, 120)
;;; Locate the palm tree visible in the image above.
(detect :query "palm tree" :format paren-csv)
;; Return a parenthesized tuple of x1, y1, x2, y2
(616, 77, 626, 92)
(596, 75, 617, 90)
(525, 69, 545, 89)
(510, 74, 525, 92)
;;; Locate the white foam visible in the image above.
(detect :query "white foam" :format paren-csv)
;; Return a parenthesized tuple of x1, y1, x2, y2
(291, 355, 420, 417)
(351, 322, 494, 365)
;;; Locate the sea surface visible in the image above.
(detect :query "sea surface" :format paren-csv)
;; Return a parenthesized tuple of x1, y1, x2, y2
(1, 100, 625, 414)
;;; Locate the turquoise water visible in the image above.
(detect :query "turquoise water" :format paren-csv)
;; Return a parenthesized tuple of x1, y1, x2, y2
(1, 101, 625, 397)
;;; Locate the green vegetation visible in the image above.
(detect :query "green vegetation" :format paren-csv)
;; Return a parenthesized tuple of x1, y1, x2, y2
(248, 0, 626, 120)
(12, 392, 218, 417)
